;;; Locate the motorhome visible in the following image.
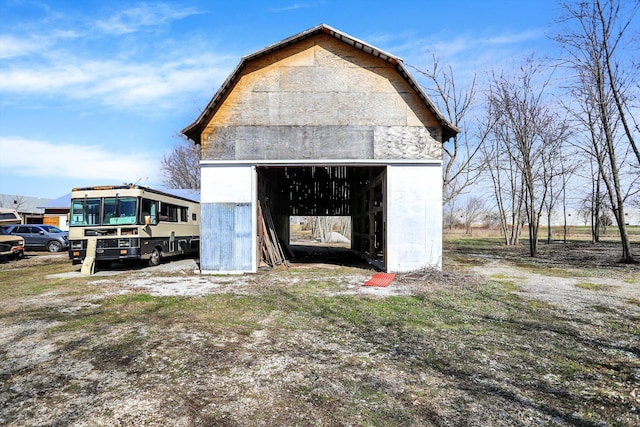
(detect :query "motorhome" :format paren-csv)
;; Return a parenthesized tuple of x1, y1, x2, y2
(68, 185, 199, 268)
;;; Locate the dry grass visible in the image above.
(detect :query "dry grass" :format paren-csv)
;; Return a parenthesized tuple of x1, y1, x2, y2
(0, 245, 639, 426)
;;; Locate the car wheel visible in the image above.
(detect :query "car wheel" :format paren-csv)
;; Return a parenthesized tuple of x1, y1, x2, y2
(13, 251, 24, 260)
(47, 241, 62, 252)
(148, 247, 161, 267)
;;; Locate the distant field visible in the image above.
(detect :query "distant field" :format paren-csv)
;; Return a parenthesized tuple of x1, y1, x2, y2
(445, 225, 640, 241)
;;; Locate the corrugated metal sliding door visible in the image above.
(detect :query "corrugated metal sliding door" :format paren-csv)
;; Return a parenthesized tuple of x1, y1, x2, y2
(200, 202, 253, 272)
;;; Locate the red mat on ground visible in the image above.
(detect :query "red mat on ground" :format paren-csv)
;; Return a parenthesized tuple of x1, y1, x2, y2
(363, 273, 396, 287)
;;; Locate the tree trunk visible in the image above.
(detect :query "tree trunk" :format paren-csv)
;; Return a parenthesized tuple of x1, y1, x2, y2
(597, 84, 634, 261)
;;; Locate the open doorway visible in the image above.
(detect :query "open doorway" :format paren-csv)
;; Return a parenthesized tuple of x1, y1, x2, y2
(288, 215, 358, 266)
(257, 165, 386, 269)
(289, 216, 351, 247)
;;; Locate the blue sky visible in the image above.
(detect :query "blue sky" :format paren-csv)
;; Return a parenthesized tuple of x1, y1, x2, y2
(0, 0, 563, 198)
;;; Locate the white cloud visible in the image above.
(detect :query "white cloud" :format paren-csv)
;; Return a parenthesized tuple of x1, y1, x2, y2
(0, 30, 79, 59)
(0, 35, 41, 59)
(0, 60, 93, 91)
(378, 28, 555, 89)
(268, 3, 317, 12)
(0, 51, 233, 111)
(95, 2, 202, 35)
(401, 29, 545, 65)
(0, 2, 229, 113)
(0, 136, 162, 183)
(483, 29, 544, 45)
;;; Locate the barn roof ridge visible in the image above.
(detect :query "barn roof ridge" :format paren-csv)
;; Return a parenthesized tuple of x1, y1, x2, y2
(182, 23, 459, 143)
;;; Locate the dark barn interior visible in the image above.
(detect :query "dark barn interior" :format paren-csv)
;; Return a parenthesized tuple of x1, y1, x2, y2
(257, 165, 386, 268)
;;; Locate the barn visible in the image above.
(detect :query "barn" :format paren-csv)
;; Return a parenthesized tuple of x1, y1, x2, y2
(182, 24, 458, 274)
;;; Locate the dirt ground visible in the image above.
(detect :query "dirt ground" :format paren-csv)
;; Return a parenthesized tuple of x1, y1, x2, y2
(447, 239, 640, 308)
(1, 242, 639, 426)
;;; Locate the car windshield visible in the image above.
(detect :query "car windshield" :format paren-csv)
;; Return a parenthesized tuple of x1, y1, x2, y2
(0, 227, 9, 235)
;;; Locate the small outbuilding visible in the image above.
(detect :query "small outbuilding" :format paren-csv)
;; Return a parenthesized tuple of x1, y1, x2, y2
(183, 24, 458, 273)
(38, 194, 71, 230)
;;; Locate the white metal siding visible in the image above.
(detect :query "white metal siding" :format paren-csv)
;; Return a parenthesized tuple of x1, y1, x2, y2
(200, 164, 255, 273)
(386, 164, 442, 272)
(201, 166, 253, 203)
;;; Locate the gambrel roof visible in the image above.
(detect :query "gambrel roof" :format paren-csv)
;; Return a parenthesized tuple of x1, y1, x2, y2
(182, 24, 459, 144)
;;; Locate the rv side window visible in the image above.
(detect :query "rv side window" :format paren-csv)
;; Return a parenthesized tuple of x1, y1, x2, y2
(140, 199, 158, 225)
(159, 203, 179, 222)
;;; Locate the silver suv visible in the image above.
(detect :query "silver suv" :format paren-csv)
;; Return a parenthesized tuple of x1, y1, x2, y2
(1, 224, 69, 252)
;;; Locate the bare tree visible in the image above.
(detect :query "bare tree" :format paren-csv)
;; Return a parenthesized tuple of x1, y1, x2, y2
(460, 196, 486, 235)
(539, 113, 573, 244)
(556, 0, 638, 261)
(443, 198, 459, 231)
(485, 59, 565, 256)
(161, 136, 201, 189)
(312, 216, 333, 243)
(481, 120, 526, 246)
(412, 56, 483, 205)
(590, 0, 640, 166)
(568, 107, 608, 244)
(0, 195, 26, 211)
(338, 217, 351, 239)
(558, 154, 579, 243)
(588, 144, 605, 243)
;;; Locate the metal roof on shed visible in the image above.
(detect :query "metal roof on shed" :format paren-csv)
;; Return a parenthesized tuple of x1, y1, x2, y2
(42, 187, 200, 210)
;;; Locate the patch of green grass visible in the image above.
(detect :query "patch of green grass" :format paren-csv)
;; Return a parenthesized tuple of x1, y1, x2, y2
(43, 291, 273, 339)
(575, 282, 608, 291)
(591, 304, 615, 314)
(625, 298, 640, 307)
(48, 315, 100, 334)
(448, 255, 487, 266)
(444, 236, 506, 247)
(488, 275, 519, 292)
(66, 382, 82, 393)
(296, 278, 348, 293)
(109, 293, 156, 304)
(23, 283, 57, 295)
(514, 262, 590, 278)
(500, 281, 518, 292)
(0, 257, 94, 300)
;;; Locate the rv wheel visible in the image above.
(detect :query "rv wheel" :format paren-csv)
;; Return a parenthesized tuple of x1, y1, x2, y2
(149, 247, 162, 267)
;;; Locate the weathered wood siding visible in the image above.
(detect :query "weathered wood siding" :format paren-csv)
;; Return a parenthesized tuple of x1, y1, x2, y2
(201, 34, 442, 161)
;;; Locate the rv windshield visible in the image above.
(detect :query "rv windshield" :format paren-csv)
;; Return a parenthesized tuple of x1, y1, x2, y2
(70, 198, 102, 226)
(70, 197, 138, 226)
(103, 197, 137, 225)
